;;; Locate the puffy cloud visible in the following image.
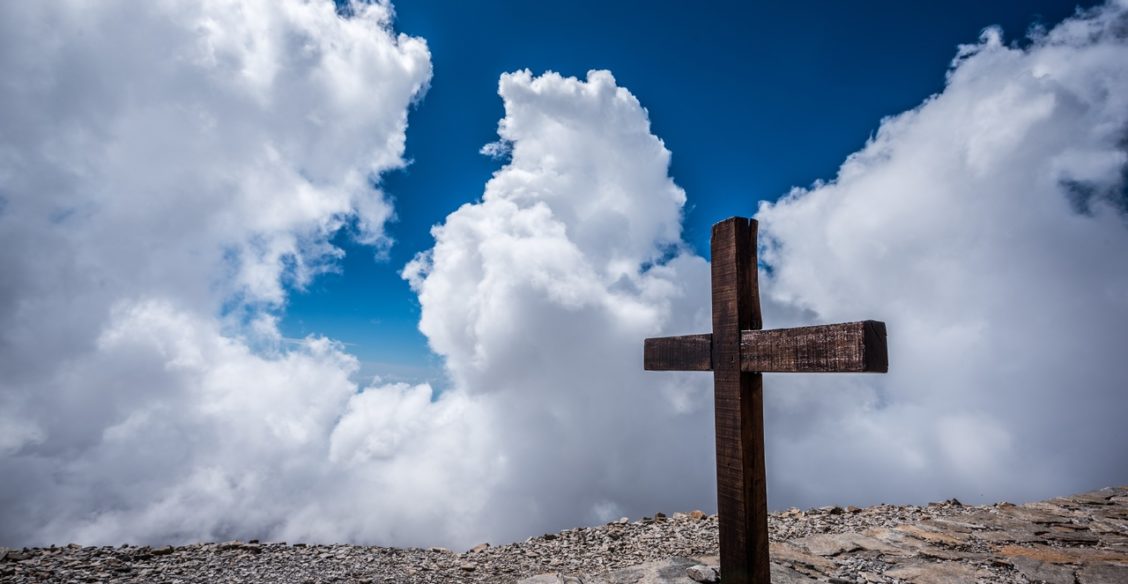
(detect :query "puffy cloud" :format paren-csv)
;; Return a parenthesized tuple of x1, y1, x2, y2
(402, 69, 715, 543)
(755, 0, 1128, 507)
(0, 0, 434, 546)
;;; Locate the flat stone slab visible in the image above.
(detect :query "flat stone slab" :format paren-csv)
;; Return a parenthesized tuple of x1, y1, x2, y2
(517, 556, 820, 584)
(599, 556, 702, 584)
(884, 559, 980, 584)
(1077, 563, 1128, 584)
(1010, 556, 1078, 584)
(518, 556, 708, 584)
(794, 532, 904, 556)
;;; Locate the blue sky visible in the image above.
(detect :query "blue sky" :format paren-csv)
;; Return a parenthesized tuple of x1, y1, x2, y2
(283, 0, 1101, 384)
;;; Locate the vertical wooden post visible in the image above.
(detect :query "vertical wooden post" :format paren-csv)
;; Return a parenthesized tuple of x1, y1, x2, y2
(711, 217, 769, 584)
(645, 217, 888, 581)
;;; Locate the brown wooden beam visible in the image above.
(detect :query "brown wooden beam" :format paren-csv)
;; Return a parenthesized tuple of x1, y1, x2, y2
(710, 217, 769, 584)
(643, 321, 887, 374)
(741, 320, 888, 373)
(643, 334, 712, 371)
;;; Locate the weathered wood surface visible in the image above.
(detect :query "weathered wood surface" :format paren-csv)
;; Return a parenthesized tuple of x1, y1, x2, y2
(741, 320, 887, 373)
(710, 217, 769, 584)
(643, 334, 712, 371)
(643, 321, 887, 373)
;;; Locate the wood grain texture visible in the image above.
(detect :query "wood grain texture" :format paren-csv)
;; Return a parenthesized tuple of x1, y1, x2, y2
(740, 320, 888, 373)
(710, 217, 770, 584)
(643, 321, 888, 373)
(644, 334, 712, 371)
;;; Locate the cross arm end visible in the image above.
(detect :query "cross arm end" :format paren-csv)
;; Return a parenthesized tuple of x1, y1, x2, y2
(643, 333, 713, 371)
(740, 320, 888, 373)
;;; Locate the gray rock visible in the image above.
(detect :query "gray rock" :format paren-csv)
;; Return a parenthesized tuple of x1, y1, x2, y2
(770, 562, 819, 583)
(1044, 528, 1101, 544)
(796, 532, 903, 557)
(685, 564, 718, 583)
(1069, 489, 1117, 506)
(973, 527, 1044, 544)
(519, 574, 573, 584)
(885, 560, 978, 584)
(861, 527, 963, 559)
(1077, 563, 1128, 584)
(601, 556, 699, 583)
(769, 542, 836, 576)
(1009, 557, 1076, 584)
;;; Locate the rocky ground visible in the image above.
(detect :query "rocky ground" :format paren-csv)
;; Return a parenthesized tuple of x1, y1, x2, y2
(1, 486, 1125, 583)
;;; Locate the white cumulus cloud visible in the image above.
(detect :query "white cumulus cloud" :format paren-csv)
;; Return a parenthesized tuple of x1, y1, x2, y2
(0, 0, 434, 546)
(400, 69, 716, 544)
(755, 0, 1128, 508)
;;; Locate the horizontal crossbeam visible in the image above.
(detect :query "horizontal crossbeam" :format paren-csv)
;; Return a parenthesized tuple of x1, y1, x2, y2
(643, 320, 887, 373)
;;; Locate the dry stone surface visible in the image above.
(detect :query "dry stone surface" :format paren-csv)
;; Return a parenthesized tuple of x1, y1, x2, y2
(1, 487, 1125, 583)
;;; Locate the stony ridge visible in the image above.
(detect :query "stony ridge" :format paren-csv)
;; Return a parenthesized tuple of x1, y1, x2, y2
(1, 486, 1125, 583)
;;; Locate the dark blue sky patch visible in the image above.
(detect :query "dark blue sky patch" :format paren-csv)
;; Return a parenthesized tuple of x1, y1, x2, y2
(638, 241, 682, 275)
(283, 0, 1103, 384)
(1062, 178, 1103, 216)
(1061, 130, 1128, 217)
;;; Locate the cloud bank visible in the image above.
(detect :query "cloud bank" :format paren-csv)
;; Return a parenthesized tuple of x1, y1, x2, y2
(755, 0, 1128, 507)
(0, 0, 433, 545)
(401, 69, 715, 543)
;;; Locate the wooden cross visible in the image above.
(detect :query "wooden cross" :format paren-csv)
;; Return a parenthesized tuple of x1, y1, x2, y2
(643, 217, 888, 584)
